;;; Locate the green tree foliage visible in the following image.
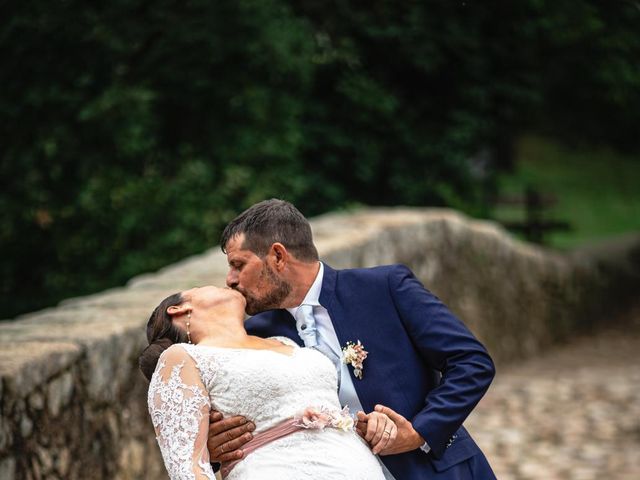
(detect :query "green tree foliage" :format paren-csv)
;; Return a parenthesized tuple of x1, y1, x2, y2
(1, 0, 317, 316)
(1, 0, 639, 317)
(532, 0, 640, 149)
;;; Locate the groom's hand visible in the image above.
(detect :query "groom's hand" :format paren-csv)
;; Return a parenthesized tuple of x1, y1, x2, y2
(368, 405, 425, 455)
(207, 410, 256, 463)
(355, 410, 398, 455)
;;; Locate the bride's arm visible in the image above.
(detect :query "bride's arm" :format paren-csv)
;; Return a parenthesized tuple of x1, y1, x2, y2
(147, 344, 216, 480)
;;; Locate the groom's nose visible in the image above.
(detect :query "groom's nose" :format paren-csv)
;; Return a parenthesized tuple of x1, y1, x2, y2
(226, 269, 238, 289)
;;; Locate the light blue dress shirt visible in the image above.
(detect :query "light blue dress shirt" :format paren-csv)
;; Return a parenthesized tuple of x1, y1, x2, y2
(287, 262, 401, 480)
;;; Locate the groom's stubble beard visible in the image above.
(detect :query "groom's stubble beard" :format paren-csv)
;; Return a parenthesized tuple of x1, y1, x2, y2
(242, 262, 292, 316)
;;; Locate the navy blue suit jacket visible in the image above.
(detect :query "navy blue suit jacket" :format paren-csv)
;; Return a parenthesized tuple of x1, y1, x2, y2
(246, 264, 496, 479)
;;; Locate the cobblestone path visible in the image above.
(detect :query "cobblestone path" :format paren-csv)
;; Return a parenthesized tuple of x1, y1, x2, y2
(466, 317, 640, 480)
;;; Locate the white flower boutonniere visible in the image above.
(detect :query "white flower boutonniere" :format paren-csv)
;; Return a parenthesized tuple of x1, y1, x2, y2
(342, 340, 368, 380)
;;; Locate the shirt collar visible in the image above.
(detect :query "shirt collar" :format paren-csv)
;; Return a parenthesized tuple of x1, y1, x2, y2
(286, 262, 324, 318)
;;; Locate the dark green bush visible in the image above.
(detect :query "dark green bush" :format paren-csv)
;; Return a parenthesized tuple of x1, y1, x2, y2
(2, 0, 639, 318)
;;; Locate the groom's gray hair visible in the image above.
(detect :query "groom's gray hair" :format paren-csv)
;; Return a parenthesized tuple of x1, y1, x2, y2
(221, 199, 319, 262)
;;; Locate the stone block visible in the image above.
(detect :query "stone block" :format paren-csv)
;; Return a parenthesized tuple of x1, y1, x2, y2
(29, 391, 45, 411)
(56, 448, 70, 476)
(0, 420, 11, 453)
(47, 372, 74, 417)
(37, 446, 53, 475)
(0, 342, 80, 399)
(82, 327, 146, 403)
(0, 456, 15, 479)
(117, 440, 145, 477)
(20, 415, 33, 437)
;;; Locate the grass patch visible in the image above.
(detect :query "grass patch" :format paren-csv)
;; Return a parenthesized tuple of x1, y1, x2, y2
(492, 135, 640, 250)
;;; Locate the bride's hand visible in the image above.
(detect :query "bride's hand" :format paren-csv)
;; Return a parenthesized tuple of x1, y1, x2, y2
(355, 410, 398, 455)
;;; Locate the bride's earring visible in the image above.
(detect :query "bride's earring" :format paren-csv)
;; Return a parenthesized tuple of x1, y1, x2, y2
(186, 312, 192, 344)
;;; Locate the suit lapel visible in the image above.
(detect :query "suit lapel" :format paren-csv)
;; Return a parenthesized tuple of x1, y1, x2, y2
(319, 262, 337, 312)
(319, 264, 376, 412)
(319, 263, 349, 341)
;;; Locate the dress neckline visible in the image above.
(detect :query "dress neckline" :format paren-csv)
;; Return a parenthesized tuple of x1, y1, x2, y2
(186, 340, 298, 358)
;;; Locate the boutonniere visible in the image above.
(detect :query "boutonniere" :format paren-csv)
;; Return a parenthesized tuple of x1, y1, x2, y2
(342, 340, 368, 380)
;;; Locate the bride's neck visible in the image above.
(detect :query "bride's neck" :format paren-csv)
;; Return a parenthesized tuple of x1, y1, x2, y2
(192, 314, 248, 346)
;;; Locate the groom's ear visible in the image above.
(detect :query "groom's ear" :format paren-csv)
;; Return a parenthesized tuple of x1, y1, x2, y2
(270, 243, 289, 271)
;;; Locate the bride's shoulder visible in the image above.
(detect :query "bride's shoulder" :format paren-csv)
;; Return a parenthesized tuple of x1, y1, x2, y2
(158, 343, 193, 364)
(268, 336, 300, 348)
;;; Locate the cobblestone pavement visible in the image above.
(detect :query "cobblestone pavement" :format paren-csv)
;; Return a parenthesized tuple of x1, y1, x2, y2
(466, 317, 640, 480)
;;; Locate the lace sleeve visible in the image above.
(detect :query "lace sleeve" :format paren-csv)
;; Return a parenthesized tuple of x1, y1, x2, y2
(147, 345, 216, 480)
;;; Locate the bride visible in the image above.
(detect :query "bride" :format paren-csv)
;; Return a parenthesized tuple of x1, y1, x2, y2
(139, 285, 394, 479)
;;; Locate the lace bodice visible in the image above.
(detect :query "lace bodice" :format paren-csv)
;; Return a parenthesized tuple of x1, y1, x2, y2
(181, 337, 341, 433)
(148, 338, 385, 480)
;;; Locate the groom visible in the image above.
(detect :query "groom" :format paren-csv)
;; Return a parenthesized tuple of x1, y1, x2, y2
(208, 199, 496, 479)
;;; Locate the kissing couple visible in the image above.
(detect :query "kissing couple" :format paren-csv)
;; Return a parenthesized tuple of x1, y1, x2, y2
(139, 199, 497, 479)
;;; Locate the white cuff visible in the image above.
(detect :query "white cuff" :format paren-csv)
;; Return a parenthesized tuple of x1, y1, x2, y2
(420, 441, 431, 454)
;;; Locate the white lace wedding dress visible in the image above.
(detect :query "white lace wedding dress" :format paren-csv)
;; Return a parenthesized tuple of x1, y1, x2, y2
(147, 337, 385, 480)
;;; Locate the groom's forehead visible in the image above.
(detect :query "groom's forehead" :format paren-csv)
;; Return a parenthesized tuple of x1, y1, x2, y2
(226, 235, 260, 261)
(224, 233, 246, 253)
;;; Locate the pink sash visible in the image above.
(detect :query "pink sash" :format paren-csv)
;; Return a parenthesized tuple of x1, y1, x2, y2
(220, 419, 303, 478)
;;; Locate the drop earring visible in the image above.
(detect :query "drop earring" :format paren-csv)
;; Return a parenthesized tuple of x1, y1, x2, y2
(186, 312, 192, 344)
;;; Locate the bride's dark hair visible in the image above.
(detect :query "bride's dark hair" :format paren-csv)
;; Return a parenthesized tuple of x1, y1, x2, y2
(139, 292, 188, 381)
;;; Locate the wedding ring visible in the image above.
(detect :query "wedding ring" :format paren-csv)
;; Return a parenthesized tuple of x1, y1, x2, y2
(220, 444, 226, 453)
(384, 430, 391, 436)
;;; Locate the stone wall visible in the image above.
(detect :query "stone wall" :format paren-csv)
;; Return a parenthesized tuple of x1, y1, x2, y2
(1, 208, 638, 479)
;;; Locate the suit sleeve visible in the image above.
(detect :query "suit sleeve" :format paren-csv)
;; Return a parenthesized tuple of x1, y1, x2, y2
(388, 265, 495, 459)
